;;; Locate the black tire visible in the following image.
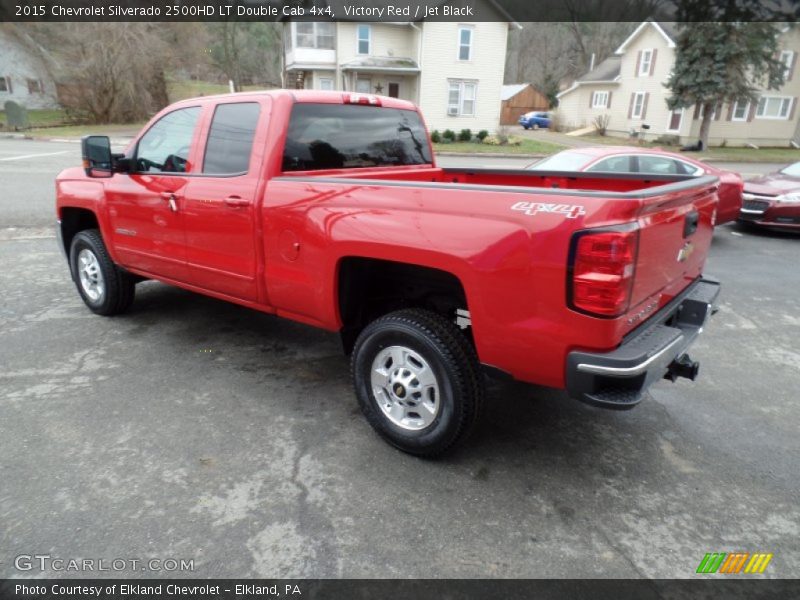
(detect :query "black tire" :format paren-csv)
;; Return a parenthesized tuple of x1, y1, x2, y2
(522, 125, 530, 130)
(351, 308, 484, 457)
(69, 229, 136, 316)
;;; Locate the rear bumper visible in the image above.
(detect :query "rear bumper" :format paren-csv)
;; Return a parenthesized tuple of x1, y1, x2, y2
(565, 277, 720, 409)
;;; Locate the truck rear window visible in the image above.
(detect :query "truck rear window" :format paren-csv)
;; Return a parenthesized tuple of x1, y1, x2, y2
(282, 103, 432, 171)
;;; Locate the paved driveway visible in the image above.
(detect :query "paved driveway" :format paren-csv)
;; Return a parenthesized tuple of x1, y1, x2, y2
(1, 138, 798, 579)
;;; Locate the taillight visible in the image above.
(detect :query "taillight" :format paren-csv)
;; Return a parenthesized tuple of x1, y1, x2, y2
(569, 228, 639, 317)
(344, 93, 381, 106)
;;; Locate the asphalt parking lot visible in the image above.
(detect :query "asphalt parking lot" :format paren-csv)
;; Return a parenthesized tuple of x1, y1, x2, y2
(1, 138, 798, 579)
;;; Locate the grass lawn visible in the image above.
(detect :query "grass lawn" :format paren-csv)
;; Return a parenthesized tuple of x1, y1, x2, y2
(576, 134, 800, 162)
(434, 138, 567, 155)
(24, 123, 145, 139)
(0, 108, 70, 129)
(167, 79, 266, 102)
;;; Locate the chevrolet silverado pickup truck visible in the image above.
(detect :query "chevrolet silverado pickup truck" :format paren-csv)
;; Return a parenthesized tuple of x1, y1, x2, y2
(56, 90, 720, 456)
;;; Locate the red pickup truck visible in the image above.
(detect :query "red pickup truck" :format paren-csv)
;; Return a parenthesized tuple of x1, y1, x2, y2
(56, 91, 720, 456)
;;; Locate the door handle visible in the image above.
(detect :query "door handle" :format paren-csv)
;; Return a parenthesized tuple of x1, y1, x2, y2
(224, 195, 249, 208)
(160, 192, 179, 213)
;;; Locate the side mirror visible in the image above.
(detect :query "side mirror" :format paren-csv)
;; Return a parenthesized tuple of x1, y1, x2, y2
(81, 135, 113, 178)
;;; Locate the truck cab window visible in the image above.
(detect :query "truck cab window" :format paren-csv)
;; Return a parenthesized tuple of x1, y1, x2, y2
(282, 103, 432, 171)
(202, 102, 261, 175)
(135, 107, 200, 173)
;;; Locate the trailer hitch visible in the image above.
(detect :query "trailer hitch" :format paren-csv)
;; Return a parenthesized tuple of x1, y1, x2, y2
(664, 354, 700, 382)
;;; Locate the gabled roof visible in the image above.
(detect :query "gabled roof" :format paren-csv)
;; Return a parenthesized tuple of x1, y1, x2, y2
(501, 84, 529, 100)
(577, 56, 621, 83)
(614, 20, 676, 54)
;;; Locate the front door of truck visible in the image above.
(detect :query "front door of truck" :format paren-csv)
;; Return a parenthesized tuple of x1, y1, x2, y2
(105, 106, 202, 282)
(182, 99, 268, 301)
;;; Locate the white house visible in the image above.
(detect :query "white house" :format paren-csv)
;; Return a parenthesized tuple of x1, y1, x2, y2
(283, 8, 519, 132)
(0, 25, 58, 111)
(556, 20, 800, 147)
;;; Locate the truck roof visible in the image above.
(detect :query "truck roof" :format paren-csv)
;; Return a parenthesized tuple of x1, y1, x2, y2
(168, 89, 418, 111)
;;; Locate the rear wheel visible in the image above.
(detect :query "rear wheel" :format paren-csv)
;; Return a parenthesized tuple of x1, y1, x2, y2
(70, 229, 136, 316)
(351, 309, 484, 457)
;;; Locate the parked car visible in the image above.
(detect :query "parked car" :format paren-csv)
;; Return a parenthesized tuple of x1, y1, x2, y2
(56, 91, 720, 456)
(527, 147, 743, 225)
(739, 162, 800, 230)
(519, 111, 552, 130)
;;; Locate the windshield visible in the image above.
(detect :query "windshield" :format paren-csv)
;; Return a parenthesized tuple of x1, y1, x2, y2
(528, 151, 593, 171)
(283, 103, 432, 171)
(779, 162, 800, 177)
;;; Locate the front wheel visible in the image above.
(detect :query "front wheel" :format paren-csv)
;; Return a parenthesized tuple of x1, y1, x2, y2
(69, 229, 136, 316)
(351, 309, 484, 457)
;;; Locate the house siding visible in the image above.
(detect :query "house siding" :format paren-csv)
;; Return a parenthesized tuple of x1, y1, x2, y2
(0, 29, 58, 111)
(419, 21, 508, 133)
(556, 22, 800, 147)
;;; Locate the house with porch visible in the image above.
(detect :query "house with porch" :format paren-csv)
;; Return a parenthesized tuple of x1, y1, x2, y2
(0, 25, 59, 111)
(556, 20, 800, 147)
(283, 11, 519, 133)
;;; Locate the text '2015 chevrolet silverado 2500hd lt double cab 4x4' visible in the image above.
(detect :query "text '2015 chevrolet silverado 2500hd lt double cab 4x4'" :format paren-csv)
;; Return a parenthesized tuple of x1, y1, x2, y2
(56, 91, 720, 456)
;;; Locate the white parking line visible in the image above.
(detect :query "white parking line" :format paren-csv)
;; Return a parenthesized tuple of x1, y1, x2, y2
(0, 151, 70, 162)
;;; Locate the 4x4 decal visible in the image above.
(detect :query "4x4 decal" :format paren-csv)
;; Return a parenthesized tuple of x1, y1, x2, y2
(511, 201, 586, 219)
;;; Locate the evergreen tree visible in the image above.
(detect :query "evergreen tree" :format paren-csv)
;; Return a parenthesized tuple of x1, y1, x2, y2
(667, 1, 792, 148)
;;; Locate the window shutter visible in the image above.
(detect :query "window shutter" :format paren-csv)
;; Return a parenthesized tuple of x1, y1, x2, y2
(649, 49, 657, 76)
(634, 51, 642, 77)
(790, 97, 798, 121)
(693, 103, 700, 120)
(641, 93, 649, 119)
(789, 53, 797, 82)
(606, 91, 612, 108)
(6, 77, 12, 94)
(628, 93, 634, 118)
(590, 92, 594, 108)
(747, 102, 756, 122)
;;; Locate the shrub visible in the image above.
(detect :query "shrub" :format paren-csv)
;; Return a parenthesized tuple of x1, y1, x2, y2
(593, 114, 610, 136)
(476, 129, 489, 141)
(483, 135, 501, 145)
(442, 129, 456, 141)
(430, 130, 441, 143)
(458, 128, 472, 142)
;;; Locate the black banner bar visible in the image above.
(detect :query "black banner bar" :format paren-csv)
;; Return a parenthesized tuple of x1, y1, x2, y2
(2, 0, 800, 23)
(2, 579, 800, 600)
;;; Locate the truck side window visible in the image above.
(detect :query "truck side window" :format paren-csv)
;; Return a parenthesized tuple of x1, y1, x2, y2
(135, 106, 201, 174)
(202, 102, 261, 175)
(282, 103, 432, 171)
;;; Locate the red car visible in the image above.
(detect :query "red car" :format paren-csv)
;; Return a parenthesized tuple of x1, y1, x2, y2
(528, 147, 743, 225)
(740, 162, 800, 230)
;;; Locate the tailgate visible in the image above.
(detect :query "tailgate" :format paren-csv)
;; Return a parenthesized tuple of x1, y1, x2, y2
(629, 176, 718, 313)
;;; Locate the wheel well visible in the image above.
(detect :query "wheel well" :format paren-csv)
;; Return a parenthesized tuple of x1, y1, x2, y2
(338, 257, 470, 354)
(60, 208, 99, 256)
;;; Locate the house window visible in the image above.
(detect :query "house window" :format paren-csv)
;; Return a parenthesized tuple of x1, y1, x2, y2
(0, 76, 9, 93)
(295, 22, 335, 49)
(756, 96, 792, 119)
(357, 24, 371, 55)
(732, 100, 750, 121)
(355, 78, 371, 93)
(781, 50, 794, 78)
(592, 91, 609, 108)
(458, 26, 473, 61)
(27, 79, 42, 94)
(318, 77, 334, 91)
(631, 91, 646, 119)
(639, 49, 653, 76)
(667, 108, 683, 132)
(448, 80, 477, 116)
